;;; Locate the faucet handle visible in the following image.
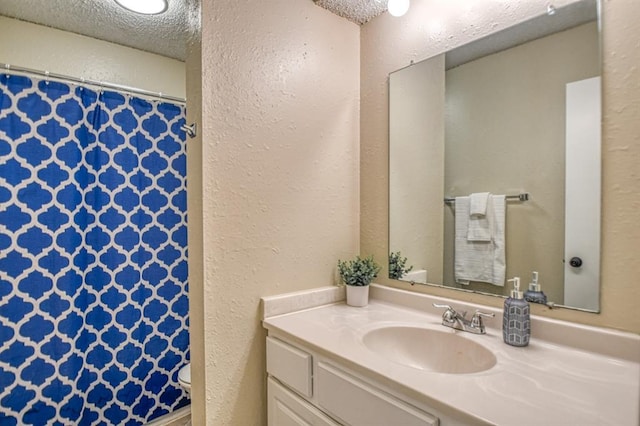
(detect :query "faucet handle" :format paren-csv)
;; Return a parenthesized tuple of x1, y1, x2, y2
(433, 303, 467, 316)
(471, 310, 495, 330)
(432, 303, 457, 322)
(433, 303, 454, 310)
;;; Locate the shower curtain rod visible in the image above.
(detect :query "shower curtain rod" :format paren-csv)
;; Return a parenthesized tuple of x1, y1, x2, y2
(2, 63, 186, 104)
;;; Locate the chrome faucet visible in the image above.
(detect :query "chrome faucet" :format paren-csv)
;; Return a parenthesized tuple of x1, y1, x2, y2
(433, 303, 494, 335)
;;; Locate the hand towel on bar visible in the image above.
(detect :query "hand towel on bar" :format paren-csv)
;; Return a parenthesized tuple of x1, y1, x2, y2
(469, 192, 490, 216)
(467, 192, 492, 241)
(467, 192, 493, 241)
(455, 195, 506, 286)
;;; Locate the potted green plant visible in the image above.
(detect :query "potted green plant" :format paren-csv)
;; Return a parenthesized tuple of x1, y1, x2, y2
(388, 251, 413, 280)
(337, 255, 381, 307)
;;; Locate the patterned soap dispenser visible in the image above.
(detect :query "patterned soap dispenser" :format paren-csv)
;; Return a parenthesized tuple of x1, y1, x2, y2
(524, 271, 548, 305)
(503, 277, 530, 347)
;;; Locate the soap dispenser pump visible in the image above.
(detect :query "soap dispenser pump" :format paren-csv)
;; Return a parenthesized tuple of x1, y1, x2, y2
(503, 277, 530, 347)
(524, 271, 548, 304)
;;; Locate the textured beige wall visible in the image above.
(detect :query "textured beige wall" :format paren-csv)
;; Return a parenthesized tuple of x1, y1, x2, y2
(361, 0, 640, 334)
(0, 16, 186, 98)
(441, 22, 599, 302)
(197, 0, 360, 423)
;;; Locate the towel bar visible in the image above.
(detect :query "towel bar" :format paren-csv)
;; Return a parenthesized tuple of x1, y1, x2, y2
(444, 193, 529, 204)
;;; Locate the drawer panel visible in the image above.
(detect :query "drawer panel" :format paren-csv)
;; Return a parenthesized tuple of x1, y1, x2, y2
(267, 337, 313, 398)
(316, 362, 439, 426)
(268, 377, 339, 426)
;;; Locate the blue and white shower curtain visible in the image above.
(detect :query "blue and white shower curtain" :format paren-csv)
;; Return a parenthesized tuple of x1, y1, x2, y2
(0, 74, 189, 425)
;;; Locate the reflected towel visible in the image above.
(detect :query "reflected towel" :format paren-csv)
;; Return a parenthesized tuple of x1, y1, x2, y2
(467, 192, 492, 241)
(469, 192, 490, 216)
(455, 195, 506, 286)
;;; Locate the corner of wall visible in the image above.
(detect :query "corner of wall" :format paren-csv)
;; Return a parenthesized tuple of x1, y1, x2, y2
(185, 0, 205, 420)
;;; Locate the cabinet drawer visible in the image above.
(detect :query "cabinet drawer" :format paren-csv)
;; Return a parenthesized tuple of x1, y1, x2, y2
(316, 362, 439, 426)
(267, 337, 313, 398)
(268, 377, 340, 426)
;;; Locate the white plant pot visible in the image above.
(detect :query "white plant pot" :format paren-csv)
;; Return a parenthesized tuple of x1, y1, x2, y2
(346, 285, 369, 307)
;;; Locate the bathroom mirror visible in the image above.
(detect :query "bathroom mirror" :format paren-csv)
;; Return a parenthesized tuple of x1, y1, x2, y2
(388, 0, 601, 312)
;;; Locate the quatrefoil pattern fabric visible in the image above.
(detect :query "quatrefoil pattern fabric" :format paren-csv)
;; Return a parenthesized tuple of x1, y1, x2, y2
(0, 74, 189, 425)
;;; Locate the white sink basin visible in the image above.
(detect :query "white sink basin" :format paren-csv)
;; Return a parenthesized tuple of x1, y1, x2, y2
(362, 326, 497, 374)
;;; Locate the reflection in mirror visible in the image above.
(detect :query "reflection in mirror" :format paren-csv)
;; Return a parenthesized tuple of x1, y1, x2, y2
(389, 0, 601, 312)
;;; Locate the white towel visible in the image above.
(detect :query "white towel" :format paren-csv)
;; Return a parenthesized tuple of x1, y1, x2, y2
(455, 195, 506, 286)
(467, 192, 492, 241)
(469, 192, 490, 216)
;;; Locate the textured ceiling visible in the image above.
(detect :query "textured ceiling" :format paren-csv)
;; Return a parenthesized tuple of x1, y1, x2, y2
(0, 0, 191, 61)
(0, 0, 387, 61)
(314, 0, 387, 25)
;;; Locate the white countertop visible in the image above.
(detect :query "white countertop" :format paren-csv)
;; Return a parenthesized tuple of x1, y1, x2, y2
(262, 287, 640, 426)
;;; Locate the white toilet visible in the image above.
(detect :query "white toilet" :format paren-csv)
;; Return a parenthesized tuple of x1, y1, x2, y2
(178, 363, 191, 395)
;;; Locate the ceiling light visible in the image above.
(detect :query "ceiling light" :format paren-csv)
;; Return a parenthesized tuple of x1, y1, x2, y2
(388, 0, 410, 17)
(115, 0, 168, 15)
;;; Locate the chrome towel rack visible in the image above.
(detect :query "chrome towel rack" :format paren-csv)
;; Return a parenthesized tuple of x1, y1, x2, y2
(444, 192, 529, 204)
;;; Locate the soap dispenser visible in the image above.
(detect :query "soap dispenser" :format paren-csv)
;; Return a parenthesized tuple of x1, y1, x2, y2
(503, 277, 530, 347)
(524, 271, 548, 304)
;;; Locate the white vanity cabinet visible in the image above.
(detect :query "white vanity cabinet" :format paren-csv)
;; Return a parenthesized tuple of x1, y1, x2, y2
(266, 336, 440, 426)
(263, 286, 640, 426)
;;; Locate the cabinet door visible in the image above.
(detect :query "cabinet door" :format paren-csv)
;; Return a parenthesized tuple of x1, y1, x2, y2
(268, 378, 340, 426)
(267, 336, 313, 398)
